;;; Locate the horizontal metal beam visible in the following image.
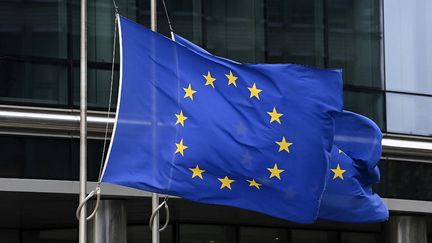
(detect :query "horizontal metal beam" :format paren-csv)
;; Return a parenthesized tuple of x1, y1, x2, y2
(0, 178, 431, 214)
(0, 105, 431, 159)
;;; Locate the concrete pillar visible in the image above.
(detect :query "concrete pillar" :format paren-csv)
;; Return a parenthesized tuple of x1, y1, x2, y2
(88, 200, 127, 243)
(384, 216, 427, 243)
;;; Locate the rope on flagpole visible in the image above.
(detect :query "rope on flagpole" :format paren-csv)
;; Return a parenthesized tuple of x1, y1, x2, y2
(75, 5, 119, 222)
(161, 0, 175, 40)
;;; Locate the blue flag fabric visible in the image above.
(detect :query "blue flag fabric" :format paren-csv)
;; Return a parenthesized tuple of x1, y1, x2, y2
(102, 16, 343, 223)
(319, 111, 389, 223)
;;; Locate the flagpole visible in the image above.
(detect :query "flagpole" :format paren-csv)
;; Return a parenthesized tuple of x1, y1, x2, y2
(79, 0, 88, 241)
(150, 0, 160, 243)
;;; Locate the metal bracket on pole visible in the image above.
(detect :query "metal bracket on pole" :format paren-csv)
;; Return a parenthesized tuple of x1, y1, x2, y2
(149, 197, 170, 232)
(76, 187, 101, 221)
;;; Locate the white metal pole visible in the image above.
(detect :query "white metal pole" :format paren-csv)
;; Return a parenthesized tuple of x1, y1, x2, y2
(150, 1, 160, 243)
(79, 0, 88, 241)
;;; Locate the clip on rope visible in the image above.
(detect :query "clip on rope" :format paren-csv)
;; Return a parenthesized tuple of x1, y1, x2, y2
(149, 196, 170, 232)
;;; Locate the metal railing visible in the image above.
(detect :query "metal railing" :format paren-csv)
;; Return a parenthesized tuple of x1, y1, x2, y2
(0, 104, 431, 159)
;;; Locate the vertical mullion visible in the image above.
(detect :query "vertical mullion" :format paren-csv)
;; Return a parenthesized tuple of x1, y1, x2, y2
(323, 0, 329, 68)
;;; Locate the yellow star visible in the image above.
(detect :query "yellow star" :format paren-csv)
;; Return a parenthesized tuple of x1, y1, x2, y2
(183, 84, 197, 100)
(218, 176, 235, 190)
(225, 70, 238, 87)
(247, 179, 261, 189)
(203, 71, 216, 88)
(175, 110, 188, 127)
(175, 139, 188, 156)
(267, 107, 283, 124)
(331, 164, 346, 180)
(267, 164, 284, 180)
(247, 83, 262, 100)
(338, 149, 344, 154)
(189, 165, 205, 179)
(275, 137, 293, 153)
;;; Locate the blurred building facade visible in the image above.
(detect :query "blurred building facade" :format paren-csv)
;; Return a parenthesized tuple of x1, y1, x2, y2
(0, 0, 432, 242)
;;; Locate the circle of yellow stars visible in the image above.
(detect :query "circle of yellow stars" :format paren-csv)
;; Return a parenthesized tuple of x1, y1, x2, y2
(173, 69, 346, 191)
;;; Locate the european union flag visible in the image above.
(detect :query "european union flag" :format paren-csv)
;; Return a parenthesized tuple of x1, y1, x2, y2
(319, 111, 389, 222)
(102, 16, 343, 223)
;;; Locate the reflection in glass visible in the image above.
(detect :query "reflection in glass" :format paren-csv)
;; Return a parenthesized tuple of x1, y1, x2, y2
(387, 93, 432, 136)
(291, 229, 338, 243)
(344, 90, 384, 130)
(384, 0, 432, 95)
(179, 224, 236, 243)
(0, 61, 68, 105)
(239, 227, 288, 243)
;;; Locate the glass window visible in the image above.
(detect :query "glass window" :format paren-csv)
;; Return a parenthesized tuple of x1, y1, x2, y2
(265, 0, 325, 67)
(239, 227, 288, 243)
(72, 0, 138, 62)
(203, 0, 265, 63)
(377, 160, 432, 201)
(128, 225, 173, 243)
(22, 229, 77, 243)
(384, 0, 432, 95)
(344, 90, 385, 130)
(0, 61, 68, 105)
(179, 224, 236, 243)
(0, 135, 103, 181)
(291, 229, 338, 243)
(0, 0, 68, 59)
(386, 93, 432, 136)
(327, 0, 382, 88)
(0, 229, 19, 243)
(340, 232, 380, 243)
(73, 68, 119, 109)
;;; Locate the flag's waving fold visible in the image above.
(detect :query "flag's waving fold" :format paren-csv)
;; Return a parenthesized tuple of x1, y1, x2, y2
(102, 16, 343, 223)
(319, 111, 389, 223)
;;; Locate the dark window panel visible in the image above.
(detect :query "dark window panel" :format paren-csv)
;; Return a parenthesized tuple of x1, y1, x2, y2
(291, 229, 338, 243)
(377, 160, 432, 201)
(0, 61, 68, 105)
(0, 229, 19, 243)
(265, 0, 325, 67)
(0, 135, 103, 181)
(179, 224, 236, 243)
(72, 68, 119, 109)
(203, 0, 265, 63)
(22, 229, 77, 243)
(343, 90, 385, 130)
(71, 139, 105, 182)
(128, 225, 173, 243)
(327, 0, 382, 89)
(0, 135, 71, 180)
(386, 93, 432, 136)
(0, 0, 68, 59)
(340, 232, 380, 243)
(239, 227, 288, 243)
(72, 0, 138, 62)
